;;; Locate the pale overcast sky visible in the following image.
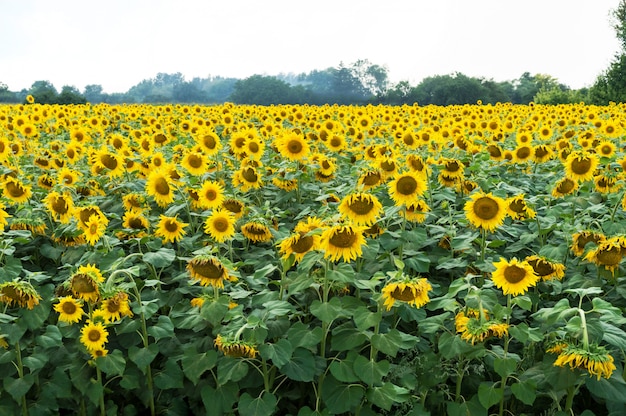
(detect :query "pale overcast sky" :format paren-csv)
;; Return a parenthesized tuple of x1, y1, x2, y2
(0, 0, 622, 93)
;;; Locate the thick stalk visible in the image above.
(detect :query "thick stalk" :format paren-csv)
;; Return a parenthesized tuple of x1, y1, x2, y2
(133, 286, 156, 416)
(15, 341, 28, 416)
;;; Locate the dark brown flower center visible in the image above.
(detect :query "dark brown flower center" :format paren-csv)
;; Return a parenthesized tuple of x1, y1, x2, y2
(88, 329, 102, 342)
(391, 286, 416, 301)
(62, 301, 77, 314)
(348, 196, 375, 215)
(191, 260, 224, 279)
(473, 197, 499, 220)
(570, 157, 592, 175)
(291, 235, 314, 253)
(396, 176, 418, 195)
(504, 265, 526, 284)
(213, 217, 230, 233)
(329, 229, 358, 248)
(154, 177, 170, 195)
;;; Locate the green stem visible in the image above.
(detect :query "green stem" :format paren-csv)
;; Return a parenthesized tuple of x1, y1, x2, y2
(133, 286, 156, 416)
(15, 341, 28, 416)
(96, 367, 105, 416)
(455, 359, 466, 402)
(610, 189, 625, 223)
(578, 308, 590, 351)
(498, 295, 512, 416)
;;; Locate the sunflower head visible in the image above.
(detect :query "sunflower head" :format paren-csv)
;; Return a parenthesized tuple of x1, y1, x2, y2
(54, 296, 84, 324)
(320, 223, 367, 263)
(0, 280, 41, 310)
(187, 255, 236, 288)
(464, 192, 507, 232)
(525, 255, 565, 281)
(571, 230, 606, 257)
(381, 276, 432, 311)
(491, 258, 539, 296)
(338, 192, 382, 226)
(70, 264, 104, 303)
(214, 334, 258, 358)
(553, 343, 616, 380)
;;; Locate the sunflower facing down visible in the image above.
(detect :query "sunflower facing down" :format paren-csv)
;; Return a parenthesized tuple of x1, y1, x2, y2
(571, 230, 606, 257)
(187, 255, 236, 288)
(387, 171, 428, 206)
(278, 232, 321, 263)
(525, 255, 566, 281)
(44, 191, 75, 224)
(506, 194, 536, 220)
(401, 199, 430, 223)
(464, 192, 507, 232)
(241, 221, 273, 243)
(553, 343, 616, 380)
(54, 296, 84, 324)
(2, 177, 32, 205)
(584, 237, 626, 272)
(70, 264, 105, 303)
(455, 308, 509, 345)
(338, 192, 383, 226)
(154, 215, 188, 244)
(552, 177, 579, 198)
(320, 224, 367, 263)
(491, 257, 539, 296)
(214, 334, 258, 358)
(381, 277, 432, 311)
(0, 280, 41, 310)
(204, 209, 236, 242)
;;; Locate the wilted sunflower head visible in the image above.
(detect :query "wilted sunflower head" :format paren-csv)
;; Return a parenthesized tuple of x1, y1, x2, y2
(214, 334, 258, 358)
(381, 277, 432, 311)
(187, 255, 234, 288)
(0, 280, 41, 310)
(571, 230, 606, 257)
(70, 264, 104, 303)
(525, 255, 565, 281)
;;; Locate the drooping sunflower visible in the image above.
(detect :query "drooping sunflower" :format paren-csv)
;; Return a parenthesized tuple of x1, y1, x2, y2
(551, 177, 579, 198)
(75, 205, 106, 231)
(187, 255, 235, 288)
(455, 308, 509, 345)
(401, 199, 430, 223)
(44, 191, 75, 224)
(241, 221, 273, 243)
(154, 215, 188, 244)
(146, 168, 175, 208)
(0, 280, 41, 310)
(204, 209, 236, 242)
(2, 177, 32, 205)
(80, 320, 109, 352)
(406, 154, 429, 175)
(571, 230, 606, 257)
(98, 292, 133, 323)
(54, 296, 84, 324)
(122, 193, 147, 212)
(532, 144, 554, 163)
(491, 257, 539, 296)
(278, 232, 321, 263)
(358, 169, 383, 191)
(464, 192, 507, 232)
(584, 237, 625, 272)
(381, 277, 432, 311)
(276, 131, 310, 161)
(214, 334, 258, 358)
(233, 166, 263, 192)
(70, 264, 105, 303)
(440, 157, 465, 179)
(506, 194, 536, 220)
(525, 255, 566, 281)
(320, 224, 367, 263)
(594, 174, 618, 194)
(388, 171, 428, 207)
(553, 343, 616, 380)
(197, 180, 225, 210)
(564, 151, 599, 182)
(222, 198, 246, 220)
(338, 192, 382, 226)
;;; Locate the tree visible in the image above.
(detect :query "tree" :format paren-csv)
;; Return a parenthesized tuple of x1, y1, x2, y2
(229, 75, 301, 105)
(0, 82, 17, 103)
(56, 86, 87, 104)
(83, 84, 104, 103)
(28, 80, 58, 104)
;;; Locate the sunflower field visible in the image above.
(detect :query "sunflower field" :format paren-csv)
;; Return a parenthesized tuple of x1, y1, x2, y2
(2, 99, 626, 416)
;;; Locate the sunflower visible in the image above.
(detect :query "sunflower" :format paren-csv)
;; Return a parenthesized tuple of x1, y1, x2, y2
(506, 194, 536, 220)
(381, 277, 432, 311)
(91, 148, 125, 178)
(584, 237, 625, 272)
(44, 191, 75, 223)
(0, 202, 10, 230)
(338, 192, 382, 226)
(2, 177, 32, 205)
(90, 347, 109, 360)
(594, 174, 618, 194)
(533, 144, 554, 163)
(233, 166, 263, 192)
(122, 210, 150, 231)
(553, 343, 616, 380)
(204, 209, 236, 242)
(376, 156, 398, 179)
(75, 206, 106, 231)
(513, 145, 533, 163)
(388, 171, 428, 206)
(401, 199, 430, 223)
(406, 154, 429, 175)
(197, 180, 225, 210)
(278, 232, 321, 263)
(70, 264, 104, 303)
(464, 192, 507, 232)
(551, 177, 579, 198)
(0, 280, 41, 310)
(122, 193, 147, 212)
(358, 169, 383, 191)
(571, 230, 606, 257)
(525, 255, 565, 281)
(98, 292, 133, 323)
(564, 151, 599, 182)
(320, 224, 367, 262)
(181, 151, 208, 176)
(222, 198, 246, 220)
(214, 334, 258, 358)
(455, 308, 509, 345)
(596, 140, 616, 158)
(83, 214, 108, 246)
(491, 257, 539, 296)
(295, 216, 326, 234)
(146, 168, 175, 208)
(241, 221, 273, 243)
(195, 130, 222, 156)
(25, 94, 34, 104)
(276, 131, 310, 161)
(440, 157, 465, 179)
(54, 296, 84, 324)
(80, 320, 109, 352)
(187, 255, 235, 288)
(155, 215, 188, 244)
(245, 136, 265, 160)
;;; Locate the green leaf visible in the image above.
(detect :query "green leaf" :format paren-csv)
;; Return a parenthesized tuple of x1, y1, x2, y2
(217, 357, 249, 385)
(511, 380, 536, 405)
(96, 349, 126, 376)
(35, 325, 63, 349)
(147, 315, 174, 341)
(258, 339, 294, 368)
(511, 295, 532, 311)
(366, 382, 410, 411)
(128, 344, 159, 373)
(331, 324, 367, 351)
(182, 349, 217, 385)
(371, 329, 418, 357)
(329, 359, 359, 383)
(477, 381, 502, 409)
(321, 375, 365, 414)
(200, 297, 230, 327)
(154, 358, 184, 389)
(509, 323, 543, 343)
(39, 243, 63, 261)
(3, 374, 34, 401)
(138, 299, 160, 319)
(143, 247, 176, 268)
(494, 356, 517, 378)
(353, 354, 389, 386)
(201, 384, 238, 415)
(586, 372, 626, 404)
(238, 392, 278, 416)
(262, 300, 296, 318)
(352, 306, 382, 331)
(310, 297, 349, 323)
(254, 263, 278, 280)
(20, 304, 50, 330)
(279, 347, 317, 382)
(600, 322, 626, 350)
(287, 322, 322, 350)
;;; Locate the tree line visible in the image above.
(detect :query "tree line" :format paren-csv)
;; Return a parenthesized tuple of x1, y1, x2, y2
(3, 1, 626, 107)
